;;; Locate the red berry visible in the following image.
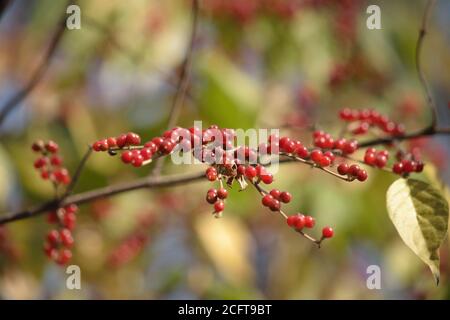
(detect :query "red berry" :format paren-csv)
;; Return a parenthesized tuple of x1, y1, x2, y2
(98, 139, 109, 151)
(269, 189, 281, 200)
(34, 157, 47, 169)
(245, 166, 257, 179)
(214, 200, 225, 213)
(334, 138, 346, 150)
(279, 137, 291, 151)
(375, 155, 387, 168)
(356, 169, 368, 181)
(54, 168, 71, 185)
(57, 249, 72, 265)
(217, 188, 228, 199)
(296, 146, 309, 158)
(269, 199, 281, 212)
(282, 140, 297, 153)
(310, 149, 323, 162)
(322, 226, 334, 238)
(144, 141, 158, 153)
(116, 134, 127, 148)
(279, 191, 292, 203)
(304, 216, 315, 228)
(63, 212, 76, 230)
(352, 122, 369, 135)
(318, 155, 331, 167)
(337, 163, 349, 175)
(323, 151, 335, 162)
(92, 141, 103, 151)
(364, 152, 376, 166)
(132, 154, 144, 167)
(65, 204, 78, 214)
(107, 137, 117, 148)
(140, 148, 153, 160)
(41, 170, 50, 180)
(287, 216, 296, 227)
(159, 139, 176, 154)
(60, 229, 74, 247)
(206, 167, 217, 181)
(152, 137, 164, 147)
(343, 140, 358, 154)
(126, 132, 141, 145)
(415, 161, 424, 172)
(206, 189, 218, 204)
(348, 164, 360, 177)
(47, 229, 60, 245)
(121, 151, 133, 164)
(313, 130, 325, 138)
(402, 160, 415, 173)
(45, 141, 59, 153)
(392, 162, 404, 174)
(32, 140, 44, 152)
(262, 194, 274, 207)
(339, 108, 353, 120)
(50, 155, 62, 166)
(294, 214, 306, 230)
(260, 173, 274, 184)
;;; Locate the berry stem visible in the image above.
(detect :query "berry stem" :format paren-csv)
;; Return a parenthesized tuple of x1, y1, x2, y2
(279, 153, 352, 182)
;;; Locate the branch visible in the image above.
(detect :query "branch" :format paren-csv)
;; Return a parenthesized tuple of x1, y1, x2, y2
(0, 171, 205, 225)
(416, 0, 437, 128)
(357, 126, 450, 148)
(0, 0, 73, 126)
(62, 146, 93, 197)
(151, 0, 199, 176)
(1, 123, 449, 226)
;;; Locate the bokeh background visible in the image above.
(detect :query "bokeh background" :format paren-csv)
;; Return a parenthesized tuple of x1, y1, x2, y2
(1, 0, 450, 299)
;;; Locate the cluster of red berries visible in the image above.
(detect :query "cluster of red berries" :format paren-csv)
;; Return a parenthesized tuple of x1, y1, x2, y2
(313, 130, 358, 155)
(205, 185, 228, 218)
(32, 140, 70, 185)
(363, 148, 389, 168)
(286, 214, 333, 240)
(362, 148, 424, 176)
(339, 108, 405, 136)
(43, 204, 78, 265)
(392, 151, 424, 175)
(261, 189, 292, 212)
(337, 163, 368, 181)
(92, 132, 156, 167)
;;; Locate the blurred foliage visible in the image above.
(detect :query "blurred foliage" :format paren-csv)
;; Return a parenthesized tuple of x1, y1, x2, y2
(0, 0, 450, 299)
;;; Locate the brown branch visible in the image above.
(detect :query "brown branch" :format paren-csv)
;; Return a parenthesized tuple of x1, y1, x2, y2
(151, 0, 199, 176)
(1, 124, 449, 226)
(0, 171, 205, 225)
(0, 0, 74, 126)
(358, 126, 450, 148)
(416, 0, 437, 128)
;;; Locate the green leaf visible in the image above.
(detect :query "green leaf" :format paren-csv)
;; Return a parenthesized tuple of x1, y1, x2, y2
(386, 178, 449, 285)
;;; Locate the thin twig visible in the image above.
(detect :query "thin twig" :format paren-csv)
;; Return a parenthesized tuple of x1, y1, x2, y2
(415, 0, 437, 128)
(250, 180, 321, 245)
(62, 146, 93, 197)
(151, 0, 199, 176)
(0, 0, 74, 126)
